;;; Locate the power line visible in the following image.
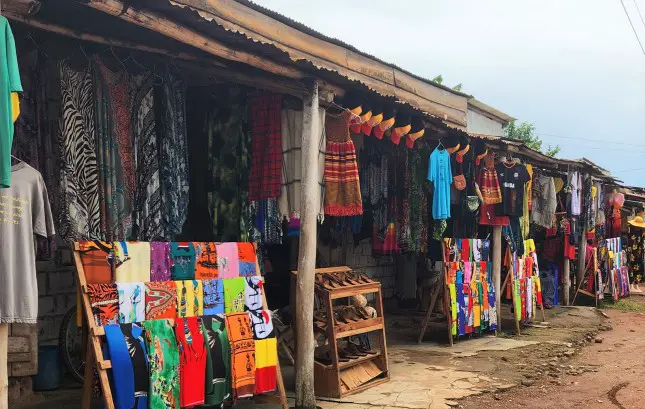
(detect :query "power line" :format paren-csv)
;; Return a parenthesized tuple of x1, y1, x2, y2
(621, 0, 645, 55)
(613, 167, 645, 172)
(534, 132, 645, 147)
(634, 0, 645, 28)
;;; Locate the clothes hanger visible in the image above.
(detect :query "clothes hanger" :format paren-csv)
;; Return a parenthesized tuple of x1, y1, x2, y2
(11, 154, 23, 166)
(436, 138, 445, 150)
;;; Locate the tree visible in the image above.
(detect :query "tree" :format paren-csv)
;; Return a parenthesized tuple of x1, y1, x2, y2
(504, 120, 560, 157)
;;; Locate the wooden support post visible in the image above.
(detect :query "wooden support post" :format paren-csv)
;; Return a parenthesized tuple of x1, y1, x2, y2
(492, 226, 502, 332)
(0, 324, 7, 409)
(577, 227, 588, 290)
(563, 259, 570, 305)
(294, 80, 320, 409)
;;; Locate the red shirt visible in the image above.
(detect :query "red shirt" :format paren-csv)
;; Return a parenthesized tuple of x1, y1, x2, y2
(175, 317, 206, 408)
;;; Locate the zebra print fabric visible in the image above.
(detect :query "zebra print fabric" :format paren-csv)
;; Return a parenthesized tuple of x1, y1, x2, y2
(58, 62, 101, 242)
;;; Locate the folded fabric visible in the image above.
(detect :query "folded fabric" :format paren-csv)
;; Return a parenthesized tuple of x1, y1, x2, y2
(254, 338, 277, 394)
(201, 315, 231, 406)
(87, 283, 119, 326)
(203, 279, 225, 315)
(170, 242, 196, 280)
(248, 309, 275, 340)
(194, 242, 219, 279)
(117, 282, 145, 323)
(216, 243, 240, 278)
(224, 277, 246, 313)
(244, 276, 264, 312)
(150, 242, 171, 282)
(114, 242, 151, 282)
(237, 243, 258, 277)
(143, 319, 179, 409)
(145, 281, 177, 320)
(176, 280, 203, 318)
(174, 317, 206, 408)
(224, 312, 255, 399)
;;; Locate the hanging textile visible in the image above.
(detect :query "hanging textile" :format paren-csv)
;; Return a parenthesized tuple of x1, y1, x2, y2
(0, 16, 21, 189)
(176, 279, 203, 318)
(58, 62, 102, 241)
(201, 315, 231, 406)
(224, 312, 256, 399)
(278, 108, 326, 230)
(93, 57, 136, 241)
(170, 242, 196, 280)
(224, 277, 246, 313)
(203, 279, 225, 315)
(143, 319, 179, 409)
(531, 175, 557, 228)
(87, 283, 119, 326)
(250, 198, 282, 245)
(144, 281, 177, 320)
(174, 317, 207, 408)
(104, 324, 148, 409)
(324, 111, 363, 216)
(149, 242, 171, 282)
(114, 241, 151, 282)
(407, 148, 426, 253)
(117, 282, 145, 323)
(78, 241, 114, 284)
(194, 242, 219, 279)
(248, 94, 282, 201)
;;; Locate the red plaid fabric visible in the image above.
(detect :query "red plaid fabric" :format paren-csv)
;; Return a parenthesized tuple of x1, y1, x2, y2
(248, 94, 282, 201)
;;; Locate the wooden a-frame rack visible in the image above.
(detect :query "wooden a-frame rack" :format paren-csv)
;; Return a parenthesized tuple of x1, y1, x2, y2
(73, 242, 289, 409)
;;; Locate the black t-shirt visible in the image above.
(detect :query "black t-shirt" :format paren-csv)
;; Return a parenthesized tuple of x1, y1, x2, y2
(495, 163, 530, 216)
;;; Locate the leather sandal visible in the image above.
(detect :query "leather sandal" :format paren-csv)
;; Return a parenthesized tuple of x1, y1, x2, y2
(357, 344, 377, 355)
(345, 342, 368, 357)
(338, 347, 359, 360)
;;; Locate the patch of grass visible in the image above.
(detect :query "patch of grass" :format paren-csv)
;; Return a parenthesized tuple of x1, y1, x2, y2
(601, 298, 645, 312)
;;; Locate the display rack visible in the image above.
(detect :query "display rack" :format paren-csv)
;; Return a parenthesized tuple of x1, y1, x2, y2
(73, 242, 288, 409)
(292, 267, 389, 398)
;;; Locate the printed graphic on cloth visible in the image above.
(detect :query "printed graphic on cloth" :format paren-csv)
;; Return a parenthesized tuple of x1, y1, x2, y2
(244, 276, 264, 312)
(248, 94, 283, 201)
(150, 242, 171, 282)
(117, 282, 145, 323)
(145, 281, 177, 320)
(203, 279, 225, 315)
(237, 242, 258, 277)
(87, 283, 119, 326)
(201, 315, 231, 406)
(224, 312, 256, 399)
(176, 280, 203, 318)
(248, 309, 275, 340)
(194, 242, 219, 279)
(114, 242, 151, 282)
(216, 243, 240, 278)
(170, 242, 196, 280)
(174, 317, 206, 408)
(254, 337, 277, 394)
(224, 277, 246, 313)
(143, 319, 179, 409)
(78, 241, 114, 284)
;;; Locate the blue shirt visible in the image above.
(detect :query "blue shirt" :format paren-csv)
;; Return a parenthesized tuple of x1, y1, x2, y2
(428, 148, 452, 219)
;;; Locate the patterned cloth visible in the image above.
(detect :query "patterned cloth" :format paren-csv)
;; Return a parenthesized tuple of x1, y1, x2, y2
(150, 242, 171, 282)
(58, 62, 101, 241)
(201, 315, 231, 406)
(145, 281, 177, 320)
(78, 241, 114, 284)
(248, 94, 282, 201)
(224, 312, 256, 399)
(324, 111, 363, 216)
(248, 309, 274, 340)
(117, 282, 145, 324)
(174, 317, 206, 408)
(114, 242, 151, 282)
(237, 242, 258, 277)
(216, 243, 240, 278)
(244, 276, 264, 312)
(143, 319, 179, 409)
(93, 58, 135, 241)
(170, 242, 196, 280)
(87, 283, 118, 326)
(477, 153, 502, 205)
(194, 242, 219, 279)
(203, 279, 225, 315)
(176, 280, 203, 318)
(224, 277, 246, 313)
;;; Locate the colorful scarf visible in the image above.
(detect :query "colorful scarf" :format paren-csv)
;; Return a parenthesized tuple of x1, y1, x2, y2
(174, 317, 206, 408)
(114, 242, 151, 282)
(201, 315, 231, 406)
(254, 337, 277, 394)
(87, 283, 119, 326)
(194, 242, 219, 279)
(176, 280, 203, 318)
(324, 111, 362, 216)
(145, 281, 177, 320)
(143, 319, 179, 409)
(224, 312, 255, 399)
(203, 279, 225, 315)
(117, 282, 145, 323)
(216, 243, 240, 278)
(170, 242, 196, 280)
(248, 94, 282, 201)
(149, 242, 171, 282)
(224, 277, 246, 313)
(78, 241, 114, 284)
(244, 277, 264, 312)
(248, 309, 274, 340)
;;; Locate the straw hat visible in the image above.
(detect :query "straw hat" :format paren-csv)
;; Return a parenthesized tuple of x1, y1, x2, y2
(628, 215, 645, 229)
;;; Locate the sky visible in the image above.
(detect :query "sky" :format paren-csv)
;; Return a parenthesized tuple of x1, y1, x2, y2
(258, 0, 645, 187)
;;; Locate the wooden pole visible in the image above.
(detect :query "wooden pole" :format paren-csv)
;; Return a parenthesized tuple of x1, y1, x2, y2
(492, 226, 502, 332)
(577, 227, 588, 294)
(294, 80, 320, 409)
(0, 324, 7, 409)
(563, 259, 571, 305)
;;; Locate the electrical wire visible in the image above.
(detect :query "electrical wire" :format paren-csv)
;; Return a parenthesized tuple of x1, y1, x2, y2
(534, 132, 645, 147)
(613, 167, 645, 172)
(634, 0, 645, 28)
(621, 0, 645, 55)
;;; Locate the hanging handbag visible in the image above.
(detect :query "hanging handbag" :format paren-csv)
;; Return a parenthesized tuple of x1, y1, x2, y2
(453, 160, 466, 191)
(463, 196, 480, 212)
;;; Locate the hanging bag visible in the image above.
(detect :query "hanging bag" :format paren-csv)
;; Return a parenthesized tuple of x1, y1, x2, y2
(453, 160, 467, 191)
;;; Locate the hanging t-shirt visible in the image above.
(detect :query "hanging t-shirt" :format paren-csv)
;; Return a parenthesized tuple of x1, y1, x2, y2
(427, 148, 452, 219)
(0, 163, 55, 323)
(0, 17, 22, 188)
(569, 171, 581, 216)
(495, 163, 530, 217)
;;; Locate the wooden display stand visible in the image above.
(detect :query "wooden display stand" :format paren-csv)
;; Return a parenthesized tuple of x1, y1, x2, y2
(573, 247, 600, 307)
(417, 241, 453, 345)
(73, 242, 288, 409)
(291, 267, 389, 398)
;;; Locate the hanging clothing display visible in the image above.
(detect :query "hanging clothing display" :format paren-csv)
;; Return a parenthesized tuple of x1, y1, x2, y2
(568, 171, 581, 216)
(143, 319, 180, 409)
(477, 152, 502, 205)
(87, 283, 119, 326)
(150, 242, 171, 282)
(248, 94, 282, 201)
(324, 110, 363, 216)
(174, 317, 207, 408)
(427, 147, 452, 220)
(78, 240, 114, 284)
(194, 242, 219, 279)
(224, 312, 256, 399)
(201, 315, 231, 406)
(104, 324, 148, 409)
(117, 282, 145, 323)
(0, 17, 22, 188)
(114, 241, 151, 282)
(145, 281, 177, 320)
(170, 242, 196, 280)
(531, 174, 557, 228)
(224, 277, 246, 313)
(278, 108, 326, 229)
(627, 224, 644, 284)
(250, 198, 282, 245)
(0, 163, 55, 323)
(176, 279, 203, 318)
(495, 161, 530, 217)
(203, 279, 225, 315)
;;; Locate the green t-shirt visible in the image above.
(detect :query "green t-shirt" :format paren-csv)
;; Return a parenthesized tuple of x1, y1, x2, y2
(0, 17, 22, 188)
